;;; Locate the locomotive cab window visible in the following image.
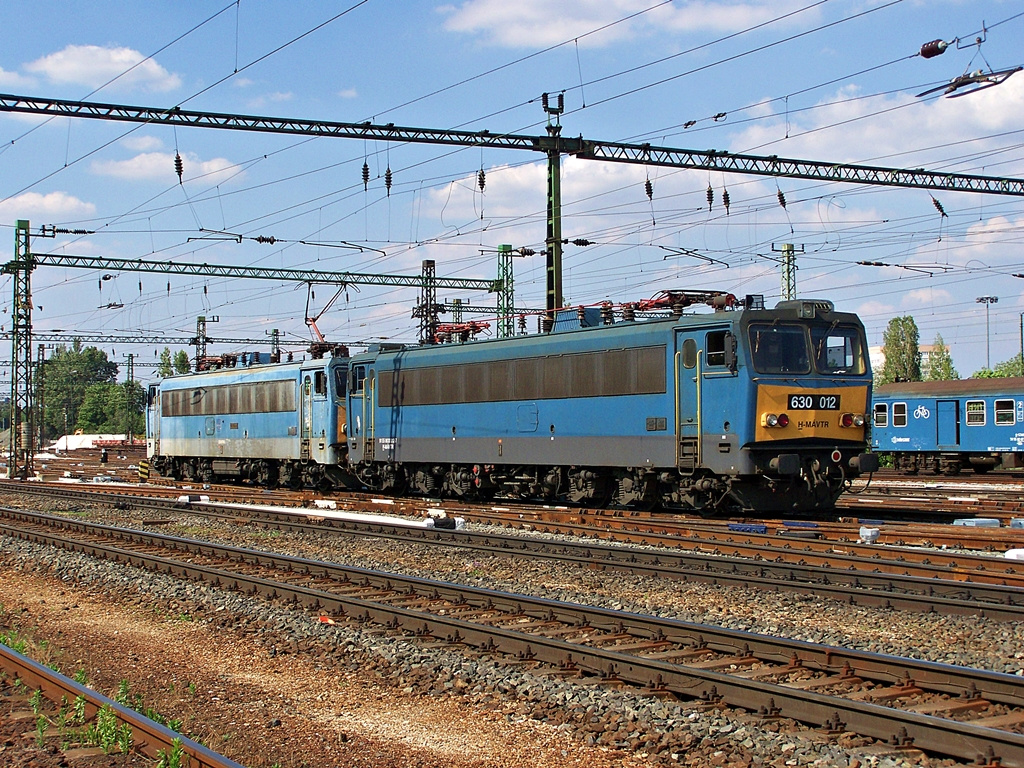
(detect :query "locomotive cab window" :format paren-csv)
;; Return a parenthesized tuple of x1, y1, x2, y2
(995, 399, 1015, 425)
(966, 400, 986, 426)
(334, 368, 348, 399)
(893, 402, 908, 427)
(810, 324, 866, 375)
(873, 402, 888, 428)
(706, 331, 726, 366)
(351, 366, 366, 394)
(747, 324, 810, 374)
(314, 370, 327, 397)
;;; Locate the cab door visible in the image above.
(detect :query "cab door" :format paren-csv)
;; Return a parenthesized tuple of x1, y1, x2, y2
(675, 331, 701, 471)
(347, 364, 373, 462)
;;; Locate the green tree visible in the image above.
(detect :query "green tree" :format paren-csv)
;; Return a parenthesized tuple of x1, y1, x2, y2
(972, 354, 1024, 379)
(157, 348, 174, 378)
(173, 350, 191, 374)
(41, 341, 119, 439)
(77, 381, 145, 436)
(927, 333, 959, 381)
(878, 316, 921, 385)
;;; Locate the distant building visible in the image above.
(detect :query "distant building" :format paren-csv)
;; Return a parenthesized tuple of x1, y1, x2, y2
(869, 344, 939, 380)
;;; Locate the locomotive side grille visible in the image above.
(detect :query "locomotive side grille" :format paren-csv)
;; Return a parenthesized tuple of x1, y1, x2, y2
(378, 345, 666, 406)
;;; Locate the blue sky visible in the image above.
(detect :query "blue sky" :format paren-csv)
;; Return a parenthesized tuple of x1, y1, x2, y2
(1, 0, 1023, 377)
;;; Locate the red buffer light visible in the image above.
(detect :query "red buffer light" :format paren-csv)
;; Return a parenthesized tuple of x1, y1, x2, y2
(777, 413, 789, 428)
(841, 413, 854, 428)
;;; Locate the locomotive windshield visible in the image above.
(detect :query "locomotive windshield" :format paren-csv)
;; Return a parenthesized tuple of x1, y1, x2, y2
(810, 323, 867, 375)
(748, 322, 867, 375)
(747, 324, 811, 374)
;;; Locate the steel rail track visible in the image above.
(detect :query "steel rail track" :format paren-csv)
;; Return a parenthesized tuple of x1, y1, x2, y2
(2, 487, 1024, 618)
(1, 508, 1023, 766)
(5, 481, 1023, 619)
(0, 644, 243, 768)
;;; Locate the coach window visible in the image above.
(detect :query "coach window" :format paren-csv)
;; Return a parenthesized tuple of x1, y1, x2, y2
(893, 402, 908, 427)
(995, 399, 1015, 425)
(314, 370, 327, 397)
(873, 402, 888, 428)
(965, 400, 986, 426)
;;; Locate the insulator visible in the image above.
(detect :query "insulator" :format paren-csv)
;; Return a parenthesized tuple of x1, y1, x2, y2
(361, 161, 370, 191)
(203, 285, 208, 295)
(570, 239, 594, 247)
(167, 281, 171, 295)
(777, 189, 787, 209)
(139, 281, 143, 294)
(920, 39, 947, 58)
(518, 247, 536, 257)
(706, 185, 714, 211)
(644, 178, 653, 201)
(174, 152, 184, 183)
(931, 196, 947, 217)
(684, 120, 696, 129)
(542, 92, 549, 111)
(722, 188, 731, 214)
(713, 112, 727, 121)
(385, 167, 393, 196)
(255, 235, 277, 244)
(478, 168, 486, 192)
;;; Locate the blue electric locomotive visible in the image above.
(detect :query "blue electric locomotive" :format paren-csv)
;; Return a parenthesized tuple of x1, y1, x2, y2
(344, 294, 877, 513)
(146, 353, 352, 488)
(872, 378, 1024, 475)
(146, 291, 878, 513)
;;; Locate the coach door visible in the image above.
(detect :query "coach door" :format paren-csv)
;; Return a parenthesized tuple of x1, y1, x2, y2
(936, 399, 960, 449)
(675, 331, 701, 471)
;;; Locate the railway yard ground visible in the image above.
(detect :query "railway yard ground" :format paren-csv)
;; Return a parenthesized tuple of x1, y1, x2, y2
(2, 449, 1024, 767)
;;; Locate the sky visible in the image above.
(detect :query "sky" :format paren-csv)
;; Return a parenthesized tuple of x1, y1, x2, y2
(1, 0, 1023, 379)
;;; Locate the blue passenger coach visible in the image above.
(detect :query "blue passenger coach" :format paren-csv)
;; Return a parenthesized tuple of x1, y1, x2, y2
(147, 353, 350, 488)
(872, 378, 1024, 474)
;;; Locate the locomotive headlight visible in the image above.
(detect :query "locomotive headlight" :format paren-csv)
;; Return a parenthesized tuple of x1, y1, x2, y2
(853, 414, 865, 427)
(762, 413, 779, 427)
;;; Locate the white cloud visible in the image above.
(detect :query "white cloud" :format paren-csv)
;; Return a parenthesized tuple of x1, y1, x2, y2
(91, 151, 242, 186)
(0, 66, 34, 89)
(0, 191, 96, 221)
(902, 287, 953, 307)
(440, 0, 816, 47)
(121, 135, 164, 152)
(246, 91, 294, 109)
(337, 88, 358, 99)
(24, 45, 181, 93)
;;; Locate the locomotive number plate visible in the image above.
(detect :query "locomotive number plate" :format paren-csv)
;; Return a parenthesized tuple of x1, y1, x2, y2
(788, 394, 840, 410)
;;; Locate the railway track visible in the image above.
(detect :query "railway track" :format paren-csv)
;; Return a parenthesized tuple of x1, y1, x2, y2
(0, 643, 241, 768)
(1, 506, 1023, 766)
(5, 482, 1024, 620)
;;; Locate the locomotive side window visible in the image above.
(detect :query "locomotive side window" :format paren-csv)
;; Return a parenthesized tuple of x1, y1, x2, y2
(893, 402, 908, 427)
(873, 402, 888, 427)
(681, 339, 697, 369)
(966, 400, 986, 426)
(351, 366, 366, 394)
(706, 332, 726, 366)
(810, 325, 866, 375)
(747, 325, 810, 374)
(995, 399, 1015, 425)
(314, 370, 327, 397)
(334, 368, 348, 398)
